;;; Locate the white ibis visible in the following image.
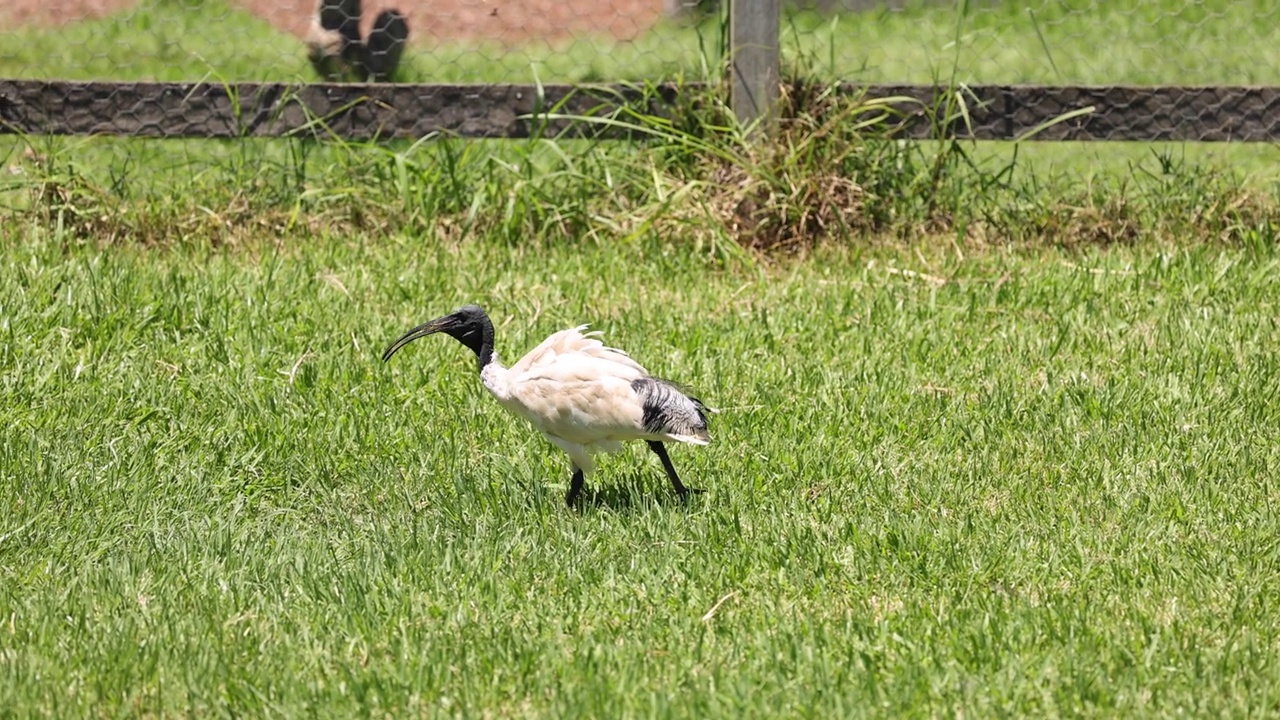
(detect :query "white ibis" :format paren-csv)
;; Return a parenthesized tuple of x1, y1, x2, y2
(382, 305, 713, 506)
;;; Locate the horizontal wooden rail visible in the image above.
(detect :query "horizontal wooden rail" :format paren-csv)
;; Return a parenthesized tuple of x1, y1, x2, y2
(1, 80, 1279, 141)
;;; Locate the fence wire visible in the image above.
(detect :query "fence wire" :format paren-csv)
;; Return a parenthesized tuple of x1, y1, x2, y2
(0, 0, 713, 84)
(1, 0, 1279, 141)
(780, 0, 1280, 86)
(2, 0, 1276, 85)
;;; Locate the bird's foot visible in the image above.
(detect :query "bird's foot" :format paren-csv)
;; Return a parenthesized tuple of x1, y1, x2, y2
(676, 486, 704, 500)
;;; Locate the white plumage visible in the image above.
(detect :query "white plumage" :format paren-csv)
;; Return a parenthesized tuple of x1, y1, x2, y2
(382, 305, 713, 505)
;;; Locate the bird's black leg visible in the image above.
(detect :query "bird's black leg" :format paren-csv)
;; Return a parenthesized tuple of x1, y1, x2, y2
(647, 441, 702, 499)
(565, 466, 586, 507)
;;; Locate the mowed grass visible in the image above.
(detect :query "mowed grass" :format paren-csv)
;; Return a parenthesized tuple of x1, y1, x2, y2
(3, 1, 1280, 713)
(3, 229, 1280, 716)
(785, 0, 1280, 85)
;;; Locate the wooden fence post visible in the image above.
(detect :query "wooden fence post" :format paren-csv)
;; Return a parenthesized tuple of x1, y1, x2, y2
(729, 0, 781, 133)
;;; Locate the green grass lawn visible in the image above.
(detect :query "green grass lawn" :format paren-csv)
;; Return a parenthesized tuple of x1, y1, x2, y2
(785, 0, 1280, 85)
(2, 229, 1280, 716)
(3, 3, 1280, 713)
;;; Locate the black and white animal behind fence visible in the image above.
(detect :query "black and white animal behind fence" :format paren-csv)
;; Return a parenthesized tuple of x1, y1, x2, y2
(306, 0, 409, 82)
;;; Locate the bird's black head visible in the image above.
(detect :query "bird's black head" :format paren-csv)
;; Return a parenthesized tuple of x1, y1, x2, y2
(382, 304, 495, 370)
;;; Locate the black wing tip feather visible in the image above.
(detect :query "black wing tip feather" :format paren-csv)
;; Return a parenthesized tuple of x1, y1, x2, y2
(631, 377, 710, 436)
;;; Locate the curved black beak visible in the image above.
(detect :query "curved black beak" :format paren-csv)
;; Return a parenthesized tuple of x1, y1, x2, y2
(382, 314, 457, 362)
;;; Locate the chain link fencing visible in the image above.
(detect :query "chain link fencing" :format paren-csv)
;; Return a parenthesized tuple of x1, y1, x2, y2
(1, 0, 1279, 141)
(777, 0, 1280, 86)
(8, 1, 1276, 85)
(0, 0, 719, 83)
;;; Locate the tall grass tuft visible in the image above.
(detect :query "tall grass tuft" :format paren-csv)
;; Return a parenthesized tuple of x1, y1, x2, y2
(4, 83, 1279, 253)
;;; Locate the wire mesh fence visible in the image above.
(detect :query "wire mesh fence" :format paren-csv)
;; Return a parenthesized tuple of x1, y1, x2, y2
(2, 0, 1279, 140)
(0, 0, 716, 83)
(779, 0, 1280, 86)
(3, 0, 1277, 85)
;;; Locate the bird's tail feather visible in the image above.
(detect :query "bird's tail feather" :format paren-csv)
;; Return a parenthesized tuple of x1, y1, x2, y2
(631, 377, 713, 444)
(666, 430, 711, 446)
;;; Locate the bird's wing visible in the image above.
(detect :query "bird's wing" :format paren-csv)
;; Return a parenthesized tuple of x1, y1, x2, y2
(509, 325, 648, 377)
(509, 356, 650, 445)
(501, 324, 679, 445)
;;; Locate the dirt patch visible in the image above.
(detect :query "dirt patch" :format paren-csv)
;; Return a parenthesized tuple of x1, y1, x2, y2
(2, 0, 136, 28)
(3, 0, 669, 43)
(250, 0, 668, 44)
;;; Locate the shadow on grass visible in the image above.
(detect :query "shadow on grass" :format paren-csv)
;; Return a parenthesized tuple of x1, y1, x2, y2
(577, 470, 706, 511)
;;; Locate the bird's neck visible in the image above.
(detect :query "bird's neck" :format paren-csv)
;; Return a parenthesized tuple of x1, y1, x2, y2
(471, 316, 496, 373)
(465, 312, 505, 396)
(479, 354, 510, 402)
